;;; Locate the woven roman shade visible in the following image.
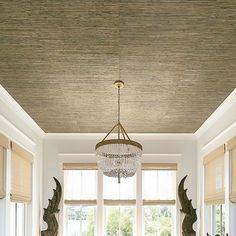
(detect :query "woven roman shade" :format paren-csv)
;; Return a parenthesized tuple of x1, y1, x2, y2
(64, 164, 97, 205)
(0, 134, 9, 198)
(141, 163, 177, 170)
(142, 164, 176, 206)
(204, 145, 225, 204)
(11, 142, 33, 203)
(227, 137, 236, 203)
(63, 163, 97, 170)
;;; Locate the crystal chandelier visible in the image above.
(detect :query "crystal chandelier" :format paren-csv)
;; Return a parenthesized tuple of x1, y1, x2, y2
(95, 80, 142, 183)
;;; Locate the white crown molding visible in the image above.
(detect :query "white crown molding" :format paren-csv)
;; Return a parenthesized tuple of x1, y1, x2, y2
(201, 120, 236, 153)
(0, 85, 45, 138)
(45, 132, 196, 140)
(0, 114, 36, 154)
(195, 88, 236, 138)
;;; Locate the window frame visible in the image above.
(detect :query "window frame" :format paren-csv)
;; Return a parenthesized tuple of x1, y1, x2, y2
(63, 168, 98, 236)
(10, 202, 27, 236)
(63, 163, 177, 236)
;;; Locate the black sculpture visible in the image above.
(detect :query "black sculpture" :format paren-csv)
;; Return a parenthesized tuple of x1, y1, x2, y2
(41, 177, 62, 236)
(178, 175, 197, 236)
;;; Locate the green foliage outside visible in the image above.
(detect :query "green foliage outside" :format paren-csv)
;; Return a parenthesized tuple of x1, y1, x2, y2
(144, 206, 172, 236)
(106, 207, 134, 236)
(215, 205, 225, 236)
(82, 208, 95, 236)
(67, 206, 173, 236)
(67, 206, 95, 236)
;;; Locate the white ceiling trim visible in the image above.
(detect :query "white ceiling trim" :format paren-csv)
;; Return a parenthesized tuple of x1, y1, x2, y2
(0, 85, 45, 138)
(195, 88, 236, 138)
(0, 114, 36, 155)
(45, 132, 196, 140)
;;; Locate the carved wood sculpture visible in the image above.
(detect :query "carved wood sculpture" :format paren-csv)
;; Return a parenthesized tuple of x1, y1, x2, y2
(178, 175, 197, 236)
(41, 177, 62, 236)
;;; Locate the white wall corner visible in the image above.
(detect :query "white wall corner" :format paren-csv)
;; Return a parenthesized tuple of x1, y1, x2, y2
(0, 85, 45, 139)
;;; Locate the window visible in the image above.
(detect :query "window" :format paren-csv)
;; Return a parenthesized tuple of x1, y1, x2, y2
(203, 146, 226, 235)
(64, 169, 97, 236)
(143, 205, 175, 236)
(105, 206, 135, 236)
(104, 174, 136, 236)
(65, 205, 96, 236)
(142, 169, 176, 236)
(10, 142, 33, 236)
(212, 204, 225, 236)
(10, 202, 25, 236)
(63, 163, 177, 236)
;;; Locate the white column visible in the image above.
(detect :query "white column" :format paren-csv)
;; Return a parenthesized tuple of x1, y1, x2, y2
(136, 165, 142, 236)
(176, 164, 181, 236)
(97, 169, 104, 236)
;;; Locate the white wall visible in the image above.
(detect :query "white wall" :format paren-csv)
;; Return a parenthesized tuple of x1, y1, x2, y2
(0, 86, 44, 236)
(196, 89, 236, 235)
(43, 134, 197, 236)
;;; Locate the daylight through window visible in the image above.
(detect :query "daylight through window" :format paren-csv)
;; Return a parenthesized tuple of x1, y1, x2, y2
(64, 163, 177, 236)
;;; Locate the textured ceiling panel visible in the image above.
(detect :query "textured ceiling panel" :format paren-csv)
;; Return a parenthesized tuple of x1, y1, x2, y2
(0, 1, 236, 133)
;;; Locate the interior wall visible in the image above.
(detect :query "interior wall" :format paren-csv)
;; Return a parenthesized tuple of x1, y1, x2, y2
(196, 89, 236, 235)
(0, 86, 44, 236)
(43, 134, 197, 236)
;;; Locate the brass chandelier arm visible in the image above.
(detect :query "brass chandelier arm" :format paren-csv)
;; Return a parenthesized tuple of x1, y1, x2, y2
(120, 124, 126, 140)
(102, 123, 119, 141)
(102, 122, 130, 141)
(119, 122, 131, 140)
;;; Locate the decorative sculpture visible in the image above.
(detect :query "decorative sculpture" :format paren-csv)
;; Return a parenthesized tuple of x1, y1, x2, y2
(41, 177, 62, 236)
(178, 175, 197, 236)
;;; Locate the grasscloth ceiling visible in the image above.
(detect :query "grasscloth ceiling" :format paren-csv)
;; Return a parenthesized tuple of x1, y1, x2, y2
(0, 1, 236, 133)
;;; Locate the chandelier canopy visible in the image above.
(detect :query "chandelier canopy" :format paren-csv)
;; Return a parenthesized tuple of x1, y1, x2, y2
(95, 80, 143, 183)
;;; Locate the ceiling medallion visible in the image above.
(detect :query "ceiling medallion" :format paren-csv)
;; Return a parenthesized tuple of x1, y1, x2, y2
(95, 80, 143, 183)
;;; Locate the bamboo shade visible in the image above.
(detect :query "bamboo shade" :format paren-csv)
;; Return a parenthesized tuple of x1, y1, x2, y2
(227, 137, 236, 202)
(11, 142, 33, 203)
(143, 200, 175, 206)
(204, 145, 225, 204)
(141, 163, 177, 170)
(0, 133, 9, 199)
(64, 200, 97, 206)
(104, 199, 136, 206)
(63, 163, 97, 170)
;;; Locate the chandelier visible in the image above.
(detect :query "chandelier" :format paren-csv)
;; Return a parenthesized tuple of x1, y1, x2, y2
(95, 80, 142, 183)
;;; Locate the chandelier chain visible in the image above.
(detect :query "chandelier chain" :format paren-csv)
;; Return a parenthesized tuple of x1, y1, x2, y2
(118, 85, 120, 123)
(118, 85, 120, 139)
